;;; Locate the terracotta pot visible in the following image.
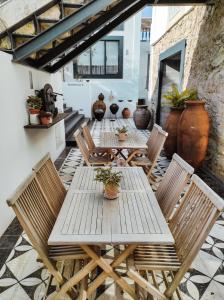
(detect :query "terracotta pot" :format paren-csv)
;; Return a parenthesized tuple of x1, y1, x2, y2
(40, 116, 52, 125)
(133, 105, 151, 129)
(29, 109, 40, 125)
(93, 93, 106, 119)
(164, 107, 184, 159)
(177, 100, 209, 169)
(104, 184, 119, 200)
(29, 108, 40, 114)
(118, 133, 127, 141)
(122, 107, 131, 119)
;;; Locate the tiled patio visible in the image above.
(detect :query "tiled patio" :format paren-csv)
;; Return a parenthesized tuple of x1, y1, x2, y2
(0, 119, 224, 300)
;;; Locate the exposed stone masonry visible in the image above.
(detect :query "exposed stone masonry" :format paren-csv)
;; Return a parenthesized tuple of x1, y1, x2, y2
(150, 0, 224, 181)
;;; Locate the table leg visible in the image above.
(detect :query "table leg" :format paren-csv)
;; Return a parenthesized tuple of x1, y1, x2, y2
(86, 244, 137, 298)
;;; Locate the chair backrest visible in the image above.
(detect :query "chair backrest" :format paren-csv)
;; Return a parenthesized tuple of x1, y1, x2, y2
(81, 122, 95, 151)
(169, 174, 224, 265)
(146, 124, 161, 148)
(155, 154, 194, 221)
(33, 153, 66, 217)
(147, 126, 168, 170)
(7, 174, 63, 283)
(74, 129, 91, 166)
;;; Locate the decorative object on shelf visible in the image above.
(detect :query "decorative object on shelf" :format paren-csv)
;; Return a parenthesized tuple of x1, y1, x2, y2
(93, 93, 106, 120)
(94, 109, 105, 121)
(163, 84, 198, 159)
(122, 107, 131, 119)
(118, 99, 124, 102)
(137, 98, 146, 106)
(116, 126, 128, 141)
(110, 103, 119, 118)
(26, 95, 42, 125)
(109, 90, 115, 102)
(133, 102, 151, 129)
(178, 100, 209, 169)
(39, 111, 53, 125)
(37, 84, 60, 118)
(94, 168, 122, 200)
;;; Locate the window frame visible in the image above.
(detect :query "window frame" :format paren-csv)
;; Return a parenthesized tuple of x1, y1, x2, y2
(73, 36, 123, 79)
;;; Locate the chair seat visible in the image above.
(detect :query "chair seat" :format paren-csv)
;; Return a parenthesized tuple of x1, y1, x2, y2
(131, 156, 152, 166)
(49, 245, 88, 261)
(133, 245, 181, 271)
(89, 153, 113, 165)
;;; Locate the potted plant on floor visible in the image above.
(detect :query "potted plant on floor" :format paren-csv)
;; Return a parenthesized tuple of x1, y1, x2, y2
(39, 111, 53, 125)
(94, 168, 122, 200)
(163, 84, 197, 159)
(27, 95, 42, 125)
(116, 126, 128, 141)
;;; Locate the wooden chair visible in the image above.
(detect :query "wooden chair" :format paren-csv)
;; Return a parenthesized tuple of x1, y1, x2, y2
(81, 122, 113, 156)
(127, 126, 168, 178)
(74, 129, 113, 166)
(155, 153, 194, 221)
(127, 174, 224, 299)
(7, 174, 89, 299)
(32, 153, 66, 217)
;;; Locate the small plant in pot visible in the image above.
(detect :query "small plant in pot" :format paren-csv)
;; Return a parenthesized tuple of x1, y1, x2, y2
(116, 126, 128, 141)
(94, 168, 122, 200)
(39, 111, 53, 125)
(162, 84, 198, 159)
(26, 95, 42, 125)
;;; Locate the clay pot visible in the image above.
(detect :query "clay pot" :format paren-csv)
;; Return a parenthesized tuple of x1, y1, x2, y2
(164, 107, 184, 159)
(122, 107, 131, 119)
(93, 93, 106, 119)
(104, 184, 119, 200)
(133, 105, 151, 129)
(29, 109, 40, 125)
(137, 98, 146, 105)
(94, 109, 104, 121)
(118, 133, 127, 141)
(177, 100, 209, 169)
(110, 103, 119, 115)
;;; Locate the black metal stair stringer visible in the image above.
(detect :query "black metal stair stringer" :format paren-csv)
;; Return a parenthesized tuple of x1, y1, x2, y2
(29, 0, 141, 69)
(46, 0, 149, 73)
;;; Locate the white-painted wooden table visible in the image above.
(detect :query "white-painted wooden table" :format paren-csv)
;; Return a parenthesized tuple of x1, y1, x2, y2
(98, 131, 148, 160)
(48, 167, 174, 299)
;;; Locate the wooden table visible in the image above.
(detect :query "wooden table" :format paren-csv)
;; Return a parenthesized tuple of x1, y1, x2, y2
(48, 167, 174, 299)
(98, 132, 147, 160)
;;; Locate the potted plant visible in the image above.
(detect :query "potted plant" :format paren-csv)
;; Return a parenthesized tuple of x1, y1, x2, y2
(26, 95, 42, 125)
(94, 168, 122, 200)
(163, 84, 197, 159)
(116, 126, 128, 141)
(39, 111, 53, 125)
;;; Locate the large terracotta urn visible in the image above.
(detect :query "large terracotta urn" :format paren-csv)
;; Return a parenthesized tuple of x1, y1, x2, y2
(164, 107, 184, 159)
(122, 107, 131, 119)
(133, 105, 151, 129)
(93, 93, 106, 120)
(177, 100, 209, 169)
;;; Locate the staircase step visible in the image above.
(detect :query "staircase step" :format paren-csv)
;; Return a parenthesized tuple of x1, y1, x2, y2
(38, 18, 59, 24)
(65, 114, 84, 138)
(64, 106, 72, 113)
(13, 33, 36, 39)
(63, 3, 83, 9)
(66, 117, 90, 147)
(64, 110, 78, 124)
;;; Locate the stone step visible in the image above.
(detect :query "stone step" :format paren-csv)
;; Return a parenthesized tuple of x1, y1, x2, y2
(64, 110, 78, 123)
(66, 117, 90, 147)
(64, 106, 73, 113)
(65, 114, 84, 139)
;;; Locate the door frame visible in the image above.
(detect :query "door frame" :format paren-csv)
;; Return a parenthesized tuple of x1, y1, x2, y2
(156, 39, 186, 124)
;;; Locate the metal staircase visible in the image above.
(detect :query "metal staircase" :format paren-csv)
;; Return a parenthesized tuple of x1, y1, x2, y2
(0, 0, 209, 73)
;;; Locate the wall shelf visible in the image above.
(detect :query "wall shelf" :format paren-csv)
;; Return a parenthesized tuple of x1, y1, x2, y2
(24, 113, 69, 129)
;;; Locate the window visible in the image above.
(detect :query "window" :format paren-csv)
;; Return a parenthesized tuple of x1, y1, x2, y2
(73, 36, 123, 79)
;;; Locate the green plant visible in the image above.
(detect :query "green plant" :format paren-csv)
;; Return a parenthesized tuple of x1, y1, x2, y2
(163, 84, 198, 108)
(94, 168, 122, 187)
(116, 126, 128, 134)
(27, 95, 42, 110)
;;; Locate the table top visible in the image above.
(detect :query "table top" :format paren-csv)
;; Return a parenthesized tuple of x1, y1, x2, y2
(48, 167, 174, 245)
(98, 131, 148, 149)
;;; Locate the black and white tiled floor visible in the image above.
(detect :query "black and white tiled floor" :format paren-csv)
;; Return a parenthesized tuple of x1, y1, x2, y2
(0, 119, 224, 300)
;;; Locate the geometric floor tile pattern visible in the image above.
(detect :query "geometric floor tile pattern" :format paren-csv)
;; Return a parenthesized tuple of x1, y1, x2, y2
(0, 118, 224, 300)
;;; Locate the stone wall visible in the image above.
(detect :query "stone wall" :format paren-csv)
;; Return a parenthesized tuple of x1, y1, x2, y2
(150, 0, 224, 181)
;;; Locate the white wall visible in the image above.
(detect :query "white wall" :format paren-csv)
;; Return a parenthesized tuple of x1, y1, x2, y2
(139, 41, 150, 99)
(63, 13, 141, 118)
(0, 51, 65, 236)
